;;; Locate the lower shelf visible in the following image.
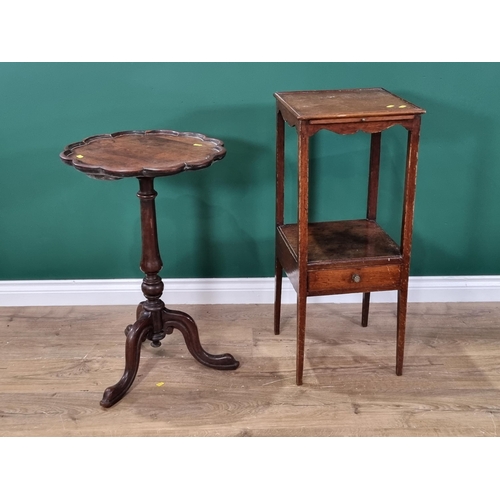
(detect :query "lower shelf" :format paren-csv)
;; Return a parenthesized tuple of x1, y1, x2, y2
(276, 219, 404, 295)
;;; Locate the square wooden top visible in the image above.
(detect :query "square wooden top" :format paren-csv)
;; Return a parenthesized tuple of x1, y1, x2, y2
(274, 88, 425, 121)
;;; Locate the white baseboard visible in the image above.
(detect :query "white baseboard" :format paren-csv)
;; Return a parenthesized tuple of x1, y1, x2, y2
(1, 276, 500, 307)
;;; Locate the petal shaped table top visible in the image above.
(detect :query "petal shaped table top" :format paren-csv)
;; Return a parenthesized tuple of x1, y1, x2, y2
(60, 130, 226, 180)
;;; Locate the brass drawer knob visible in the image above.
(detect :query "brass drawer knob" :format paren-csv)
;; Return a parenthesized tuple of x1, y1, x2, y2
(351, 273, 361, 283)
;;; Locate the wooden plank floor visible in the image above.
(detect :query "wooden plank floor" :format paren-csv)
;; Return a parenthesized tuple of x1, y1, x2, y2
(1, 302, 500, 436)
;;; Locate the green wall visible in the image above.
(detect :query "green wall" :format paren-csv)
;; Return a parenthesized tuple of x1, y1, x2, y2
(1, 62, 500, 280)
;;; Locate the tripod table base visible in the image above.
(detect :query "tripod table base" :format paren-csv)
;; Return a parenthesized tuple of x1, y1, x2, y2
(100, 304, 239, 408)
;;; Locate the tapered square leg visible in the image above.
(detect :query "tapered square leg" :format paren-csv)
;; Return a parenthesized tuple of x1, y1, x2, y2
(296, 291, 307, 385)
(361, 292, 371, 327)
(396, 287, 408, 376)
(274, 258, 283, 335)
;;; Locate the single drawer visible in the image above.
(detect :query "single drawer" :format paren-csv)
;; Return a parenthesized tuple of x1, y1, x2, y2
(308, 264, 401, 295)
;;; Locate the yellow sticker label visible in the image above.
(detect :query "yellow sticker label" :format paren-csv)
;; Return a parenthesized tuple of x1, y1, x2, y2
(76, 154, 84, 158)
(399, 105, 407, 108)
(193, 143, 203, 147)
(156, 382, 165, 387)
(386, 105, 395, 108)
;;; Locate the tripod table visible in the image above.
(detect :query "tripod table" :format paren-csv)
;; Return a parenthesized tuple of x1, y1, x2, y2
(60, 130, 240, 407)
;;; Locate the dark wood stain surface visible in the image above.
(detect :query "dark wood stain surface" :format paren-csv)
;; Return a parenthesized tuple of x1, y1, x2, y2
(280, 220, 401, 266)
(274, 88, 425, 385)
(60, 130, 226, 179)
(274, 88, 425, 120)
(59, 129, 237, 407)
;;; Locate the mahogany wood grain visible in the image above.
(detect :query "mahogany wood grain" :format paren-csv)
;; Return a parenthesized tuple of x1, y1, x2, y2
(363, 132, 382, 326)
(274, 107, 285, 335)
(60, 130, 239, 407)
(277, 222, 402, 295)
(274, 88, 424, 121)
(367, 133, 382, 221)
(274, 88, 425, 386)
(396, 115, 422, 375)
(296, 124, 310, 385)
(60, 130, 226, 179)
(279, 220, 401, 268)
(308, 265, 401, 296)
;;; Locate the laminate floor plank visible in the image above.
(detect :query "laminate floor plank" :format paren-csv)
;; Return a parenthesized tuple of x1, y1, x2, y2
(1, 303, 499, 436)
